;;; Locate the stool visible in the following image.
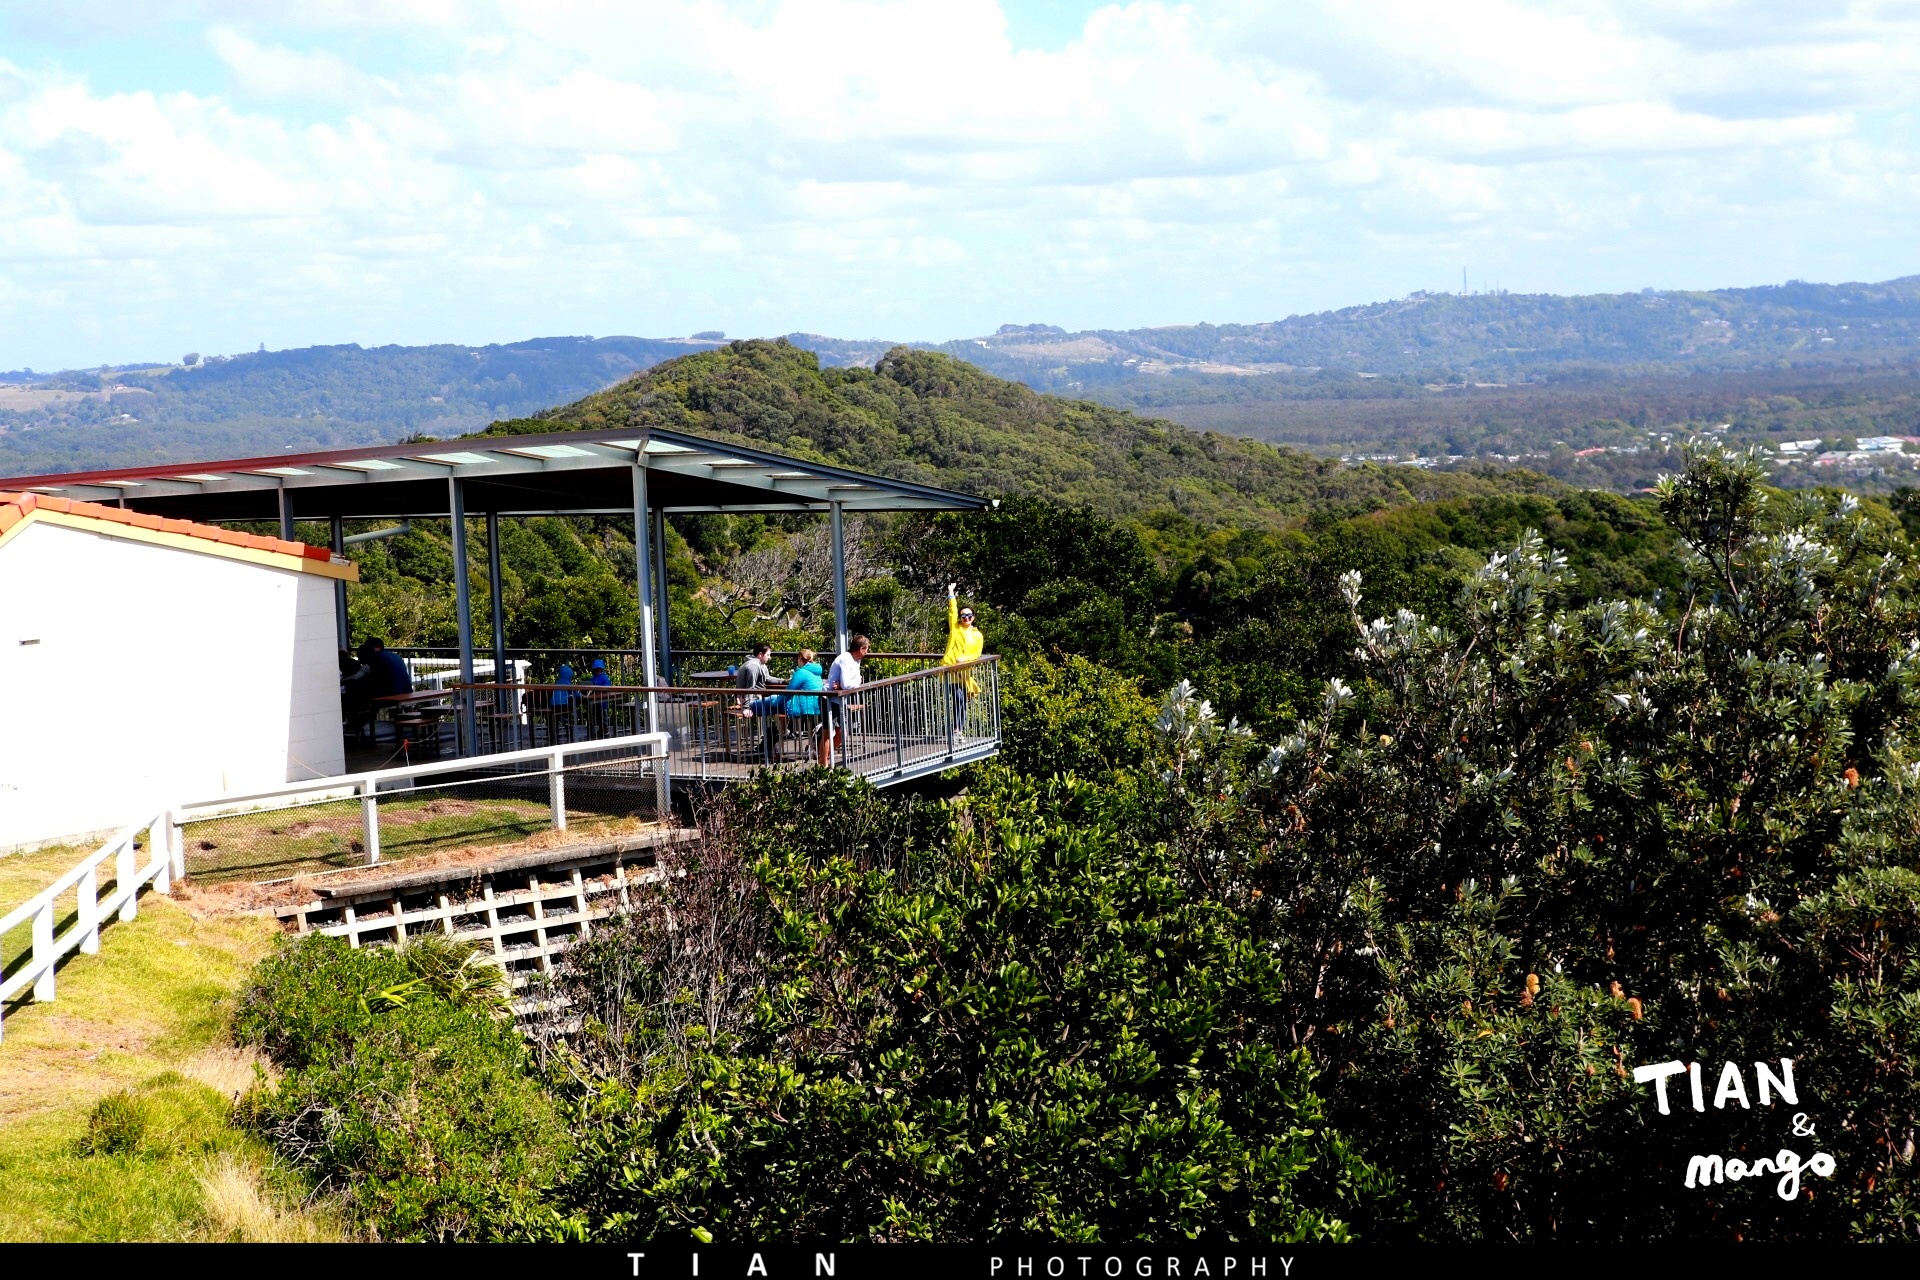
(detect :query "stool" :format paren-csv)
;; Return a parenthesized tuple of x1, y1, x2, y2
(393, 717, 430, 755)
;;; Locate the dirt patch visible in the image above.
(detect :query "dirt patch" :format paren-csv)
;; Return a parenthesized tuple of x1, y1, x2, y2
(388, 798, 486, 824)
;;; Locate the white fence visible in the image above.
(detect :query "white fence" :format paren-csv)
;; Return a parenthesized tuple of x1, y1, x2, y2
(177, 731, 671, 878)
(0, 815, 181, 1043)
(0, 731, 671, 1041)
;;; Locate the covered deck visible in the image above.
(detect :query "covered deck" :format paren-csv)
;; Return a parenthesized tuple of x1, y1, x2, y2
(1, 428, 1000, 790)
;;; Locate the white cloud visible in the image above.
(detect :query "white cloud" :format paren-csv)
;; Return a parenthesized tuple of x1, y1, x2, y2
(0, 1, 1917, 368)
(208, 28, 375, 102)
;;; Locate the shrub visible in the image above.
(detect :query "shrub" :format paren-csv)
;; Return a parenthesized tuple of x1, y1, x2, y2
(539, 770, 1397, 1241)
(234, 935, 564, 1241)
(999, 652, 1159, 782)
(1163, 448, 1920, 1239)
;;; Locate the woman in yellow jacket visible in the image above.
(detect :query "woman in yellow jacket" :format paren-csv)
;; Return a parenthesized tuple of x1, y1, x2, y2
(943, 582, 984, 734)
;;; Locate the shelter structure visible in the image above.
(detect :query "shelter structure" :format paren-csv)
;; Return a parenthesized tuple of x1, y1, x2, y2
(0, 491, 357, 850)
(0, 426, 996, 789)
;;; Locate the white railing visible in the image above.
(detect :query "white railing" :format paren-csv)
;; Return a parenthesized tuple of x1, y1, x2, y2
(178, 731, 671, 882)
(0, 815, 181, 1043)
(1, 731, 671, 1038)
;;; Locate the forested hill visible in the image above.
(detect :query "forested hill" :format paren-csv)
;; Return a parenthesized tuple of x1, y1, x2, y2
(939, 274, 1920, 391)
(474, 339, 1545, 527)
(0, 335, 727, 475)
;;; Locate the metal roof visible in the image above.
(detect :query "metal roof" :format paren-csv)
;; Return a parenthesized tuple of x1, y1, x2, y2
(0, 426, 985, 521)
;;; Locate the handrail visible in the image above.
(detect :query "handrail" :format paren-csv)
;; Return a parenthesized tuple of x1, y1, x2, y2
(452, 656, 998, 699)
(393, 646, 947, 662)
(179, 730, 671, 815)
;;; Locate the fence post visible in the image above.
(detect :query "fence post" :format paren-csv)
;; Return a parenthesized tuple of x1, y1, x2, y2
(149, 815, 171, 894)
(550, 747, 568, 831)
(31, 900, 55, 1002)
(653, 740, 669, 820)
(78, 863, 100, 955)
(361, 779, 382, 865)
(117, 832, 138, 923)
(167, 809, 185, 883)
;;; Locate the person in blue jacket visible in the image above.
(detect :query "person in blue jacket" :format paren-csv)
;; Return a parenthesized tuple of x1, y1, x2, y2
(553, 662, 575, 708)
(763, 649, 824, 718)
(590, 658, 612, 686)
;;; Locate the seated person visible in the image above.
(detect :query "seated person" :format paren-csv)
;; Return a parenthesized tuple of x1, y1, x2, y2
(749, 649, 822, 718)
(736, 643, 774, 690)
(358, 638, 413, 698)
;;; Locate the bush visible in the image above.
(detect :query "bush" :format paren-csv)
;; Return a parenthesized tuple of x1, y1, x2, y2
(999, 653, 1159, 782)
(1162, 448, 1920, 1239)
(234, 936, 563, 1241)
(539, 770, 1397, 1241)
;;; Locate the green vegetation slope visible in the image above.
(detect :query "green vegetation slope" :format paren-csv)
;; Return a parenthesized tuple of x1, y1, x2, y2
(479, 339, 1544, 527)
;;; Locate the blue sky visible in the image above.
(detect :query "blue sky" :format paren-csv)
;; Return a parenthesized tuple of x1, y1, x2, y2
(1, 1, 1916, 370)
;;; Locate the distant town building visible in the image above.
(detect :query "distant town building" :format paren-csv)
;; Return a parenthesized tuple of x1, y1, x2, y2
(0, 492, 357, 850)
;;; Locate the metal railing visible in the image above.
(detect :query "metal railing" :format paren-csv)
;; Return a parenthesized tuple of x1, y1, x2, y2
(1, 817, 180, 1043)
(445, 655, 999, 788)
(388, 647, 944, 686)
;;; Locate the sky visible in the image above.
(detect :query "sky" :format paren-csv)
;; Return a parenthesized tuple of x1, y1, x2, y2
(1, 0, 1917, 370)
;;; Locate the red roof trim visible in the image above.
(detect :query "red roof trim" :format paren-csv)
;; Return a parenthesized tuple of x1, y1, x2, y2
(0, 490, 340, 566)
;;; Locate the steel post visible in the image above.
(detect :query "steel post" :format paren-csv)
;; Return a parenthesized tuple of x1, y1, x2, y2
(487, 511, 508, 684)
(330, 516, 349, 652)
(631, 464, 660, 733)
(278, 484, 296, 542)
(449, 478, 477, 756)
(652, 508, 673, 684)
(830, 501, 848, 655)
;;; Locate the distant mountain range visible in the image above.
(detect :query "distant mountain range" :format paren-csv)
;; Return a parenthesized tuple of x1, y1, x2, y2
(3, 274, 1917, 479)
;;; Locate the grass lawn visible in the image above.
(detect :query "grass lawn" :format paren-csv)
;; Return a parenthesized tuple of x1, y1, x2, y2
(0, 848, 340, 1241)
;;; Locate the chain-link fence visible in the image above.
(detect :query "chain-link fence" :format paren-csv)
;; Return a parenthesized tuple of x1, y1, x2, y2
(177, 735, 669, 886)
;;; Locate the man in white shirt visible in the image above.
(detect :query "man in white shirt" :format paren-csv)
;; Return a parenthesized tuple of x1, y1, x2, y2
(818, 634, 870, 766)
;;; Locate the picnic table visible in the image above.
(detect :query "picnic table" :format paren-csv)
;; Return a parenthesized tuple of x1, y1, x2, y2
(371, 690, 453, 754)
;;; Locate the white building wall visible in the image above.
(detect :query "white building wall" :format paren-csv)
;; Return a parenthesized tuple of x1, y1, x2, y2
(0, 520, 344, 850)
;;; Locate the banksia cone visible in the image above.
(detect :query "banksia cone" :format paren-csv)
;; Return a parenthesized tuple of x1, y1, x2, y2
(1629, 997, 1643, 1020)
(1844, 767, 1860, 787)
(1525, 973, 1540, 996)
(1609, 981, 1624, 999)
